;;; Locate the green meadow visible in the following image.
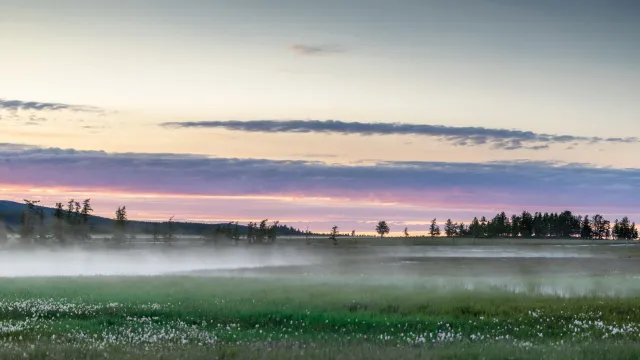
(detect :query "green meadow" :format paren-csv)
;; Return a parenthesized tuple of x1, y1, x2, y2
(2, 264, 640, 359)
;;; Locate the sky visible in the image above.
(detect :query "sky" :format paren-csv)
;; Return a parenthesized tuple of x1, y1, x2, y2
(1, 0, 639, 234)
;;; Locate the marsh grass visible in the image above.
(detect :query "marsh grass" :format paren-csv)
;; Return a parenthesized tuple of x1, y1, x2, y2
(2, 277, 640, 358)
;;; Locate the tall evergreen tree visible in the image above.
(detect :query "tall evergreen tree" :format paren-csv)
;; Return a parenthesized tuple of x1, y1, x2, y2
(444, 219, 455, 237)
(520, 211, 534, 237)
(510, 214, 520, 237)
(479, 216, 488, 237)
(580, 215, 592, 239)
(457, 222, 467, 237)
(79, 199, 93, 241)
(113, 206, 128, 243)
(429, 219, 440, 237)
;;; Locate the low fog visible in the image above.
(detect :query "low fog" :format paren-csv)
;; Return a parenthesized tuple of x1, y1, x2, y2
(1, 240, 638, 297)
(0, 246, 324, 277)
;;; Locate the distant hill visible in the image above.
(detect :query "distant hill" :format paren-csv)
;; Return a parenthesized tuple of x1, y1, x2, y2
(0, 200, 307, 236)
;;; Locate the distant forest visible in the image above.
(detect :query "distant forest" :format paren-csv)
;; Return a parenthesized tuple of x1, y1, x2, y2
(366, 211, 638, 241)
(0, 199, 638, 245)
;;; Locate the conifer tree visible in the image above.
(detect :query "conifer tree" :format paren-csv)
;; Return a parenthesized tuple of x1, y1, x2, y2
(429, 219, 440, 237)
(113, 206, 128, 243)
(444, 219, 455, 237)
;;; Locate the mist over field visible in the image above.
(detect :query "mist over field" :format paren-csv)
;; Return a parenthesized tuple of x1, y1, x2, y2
(0, 245, 323, 277)
(2, 239, 638, 298)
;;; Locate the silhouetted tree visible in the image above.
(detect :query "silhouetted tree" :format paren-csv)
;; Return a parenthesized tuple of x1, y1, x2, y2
(257, 219, 269, 243)
(113, 206, 128, 243)
(457, 222, 467, 237)
(268, 220, 279, 243)
(613, 216, 635, 240)
(591, 214, 610, 239)
(375, 221, 390, 238)
(429, 219, 440, 237)
(403, 227, 409, 238)
(52, 202, 67, 244)
(580, 215, 592, 239)
(444, 219, 455, 237)
(329, 225, 339, 245)
(78, 199, 93, 241)
(520, 211, 534, 237)
(479, 216, 488, 237)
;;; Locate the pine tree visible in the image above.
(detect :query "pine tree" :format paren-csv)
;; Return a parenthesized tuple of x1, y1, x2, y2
(580, 215, 592, 239)
(429, 219, 440, 237)
(52, 202, 66, 244)
(479, 216, 488, 237)
(79, 199, 93, 241)
(457, 222, 466, 237)
(444, 219, 455, 237)
(113, 206, 128, 243)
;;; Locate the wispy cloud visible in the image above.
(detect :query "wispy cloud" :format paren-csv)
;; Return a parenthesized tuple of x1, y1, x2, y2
(161, 120, 639, 150)
(0, 98, 110, 127)
(1, 143, 639, 211)
(0, 98, 104, 113)
(290, 44, 346, 56)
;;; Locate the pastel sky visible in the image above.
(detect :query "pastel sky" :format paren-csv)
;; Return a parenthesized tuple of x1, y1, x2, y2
(1, 0, 639, 234)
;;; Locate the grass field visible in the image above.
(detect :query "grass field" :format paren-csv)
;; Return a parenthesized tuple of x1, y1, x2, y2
(1, 239, 640, 359)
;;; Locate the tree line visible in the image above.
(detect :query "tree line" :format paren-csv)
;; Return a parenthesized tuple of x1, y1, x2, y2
(2, 201, 637, 246)
(0, 199, 303, 245)
(363, 211, 638, 240)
